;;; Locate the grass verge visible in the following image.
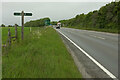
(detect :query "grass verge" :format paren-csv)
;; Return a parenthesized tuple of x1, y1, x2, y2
(2, 27, 82, 78)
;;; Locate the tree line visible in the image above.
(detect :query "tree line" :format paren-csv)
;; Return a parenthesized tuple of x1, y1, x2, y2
(0, 24, 19, 27)
(24, 17, 50, 27)
(59, 2, 120, 33)
(1, 17, 51, 27)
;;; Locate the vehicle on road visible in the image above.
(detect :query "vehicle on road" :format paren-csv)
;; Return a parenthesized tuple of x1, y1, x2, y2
(56, 22, 61, 29)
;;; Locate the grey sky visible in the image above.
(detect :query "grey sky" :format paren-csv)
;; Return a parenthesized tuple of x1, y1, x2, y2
(1, 2, 113, 26)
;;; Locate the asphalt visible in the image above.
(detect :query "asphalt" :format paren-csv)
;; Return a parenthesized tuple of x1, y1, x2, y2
(56, 27, 118, 78)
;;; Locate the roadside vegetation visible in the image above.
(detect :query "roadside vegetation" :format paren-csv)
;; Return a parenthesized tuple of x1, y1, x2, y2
(60, 2, 120, 33)
(2, 27, 82, 78)
(24, 18, 50, 27)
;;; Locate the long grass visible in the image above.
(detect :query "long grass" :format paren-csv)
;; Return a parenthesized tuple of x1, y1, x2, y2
(2, 27, 30, 44)
(2, 27, 82, 78)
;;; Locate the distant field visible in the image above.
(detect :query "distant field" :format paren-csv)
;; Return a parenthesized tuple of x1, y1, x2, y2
(2, 27, 82, 78)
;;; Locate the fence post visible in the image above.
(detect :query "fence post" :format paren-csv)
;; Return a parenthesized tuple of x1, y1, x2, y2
(15, 24, 17, 39)
(30, 27, 31, 32)
(8, 28, 11, 46)
(21, 11, 24, 40)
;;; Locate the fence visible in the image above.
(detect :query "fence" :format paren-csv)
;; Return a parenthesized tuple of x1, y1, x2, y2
(2, 25, 18, 48)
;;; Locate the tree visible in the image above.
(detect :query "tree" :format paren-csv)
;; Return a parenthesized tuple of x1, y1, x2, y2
(1, 24, 5, 27)
(8, 25, 12, 27)
(59, 1, 119, 31)
(24, 17, 50, 27)
(15, 24, 19, 26)
(51, 21, 57, 25)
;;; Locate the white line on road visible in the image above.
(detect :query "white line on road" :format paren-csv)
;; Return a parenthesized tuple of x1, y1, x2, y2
(90, 35, 105, 40)
(57, 29, 117, 79)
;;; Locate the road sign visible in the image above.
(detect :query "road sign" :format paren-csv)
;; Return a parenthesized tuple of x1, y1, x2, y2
(14, 11, 32, 40)
(45, 20, 50, 26)
(14, 12, 32, 16)
(24, 13, 32, 16)
(14, 13, 21, 16)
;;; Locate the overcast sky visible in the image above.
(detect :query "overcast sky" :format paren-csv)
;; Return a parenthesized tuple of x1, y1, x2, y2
(0, 0, 115, 26)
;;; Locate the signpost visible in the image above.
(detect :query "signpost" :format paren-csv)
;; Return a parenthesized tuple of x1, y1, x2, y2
(14, 11, 32, 40)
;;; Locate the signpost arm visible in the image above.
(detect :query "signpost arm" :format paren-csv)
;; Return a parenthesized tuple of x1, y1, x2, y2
(21, 11, 24, 40)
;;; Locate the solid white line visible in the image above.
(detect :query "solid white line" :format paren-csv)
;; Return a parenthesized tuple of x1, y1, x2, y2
(57, 29, 117, 79)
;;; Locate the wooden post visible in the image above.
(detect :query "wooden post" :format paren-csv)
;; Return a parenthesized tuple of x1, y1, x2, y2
(30, 27, 31, 32)
(8, 28, 11, 46)
(15, 24, 17, 39)
(21, 11, 24, 40)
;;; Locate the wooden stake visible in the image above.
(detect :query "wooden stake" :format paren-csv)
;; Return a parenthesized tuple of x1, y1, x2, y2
(21, 11, 24, 40)
(8, 28, 11, 46)
(30, 27, 31, 32)
(15, 24, 17, 39)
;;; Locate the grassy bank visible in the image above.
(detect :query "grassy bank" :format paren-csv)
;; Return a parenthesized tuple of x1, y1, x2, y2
(64, 26, 118, 33)
(2, 27, 82, 78)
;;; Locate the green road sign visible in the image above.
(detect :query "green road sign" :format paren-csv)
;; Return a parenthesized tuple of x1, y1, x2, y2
(14, 13, 32, 16)
(45, 20, 50, 26)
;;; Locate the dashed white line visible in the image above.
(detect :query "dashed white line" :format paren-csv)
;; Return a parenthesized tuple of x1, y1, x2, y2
(57, 29, 117, 79)
(90, 35, 105, 40)
(97, 36, 105, 40)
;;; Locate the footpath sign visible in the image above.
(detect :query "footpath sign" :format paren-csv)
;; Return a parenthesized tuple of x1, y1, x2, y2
(14, 13, 32, 16)
(14, 11, 32, 40)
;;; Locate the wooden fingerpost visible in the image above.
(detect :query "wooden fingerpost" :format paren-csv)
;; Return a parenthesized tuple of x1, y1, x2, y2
(15, 24, 17, 39)
(8, 28, 11, 46)
(21, 11, 24, 40)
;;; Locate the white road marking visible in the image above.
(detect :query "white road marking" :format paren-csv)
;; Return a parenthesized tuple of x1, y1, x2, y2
(57, 29, 117, 79)
(97, 36, 105, 40)
(90, 35, 105, 40)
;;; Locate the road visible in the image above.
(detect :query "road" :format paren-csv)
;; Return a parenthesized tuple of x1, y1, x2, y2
(56, 27, 118, 78)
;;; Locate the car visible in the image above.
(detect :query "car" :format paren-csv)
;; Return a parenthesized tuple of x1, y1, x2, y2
(56, 26, 60, 29)
(56, 22, 61, 29)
